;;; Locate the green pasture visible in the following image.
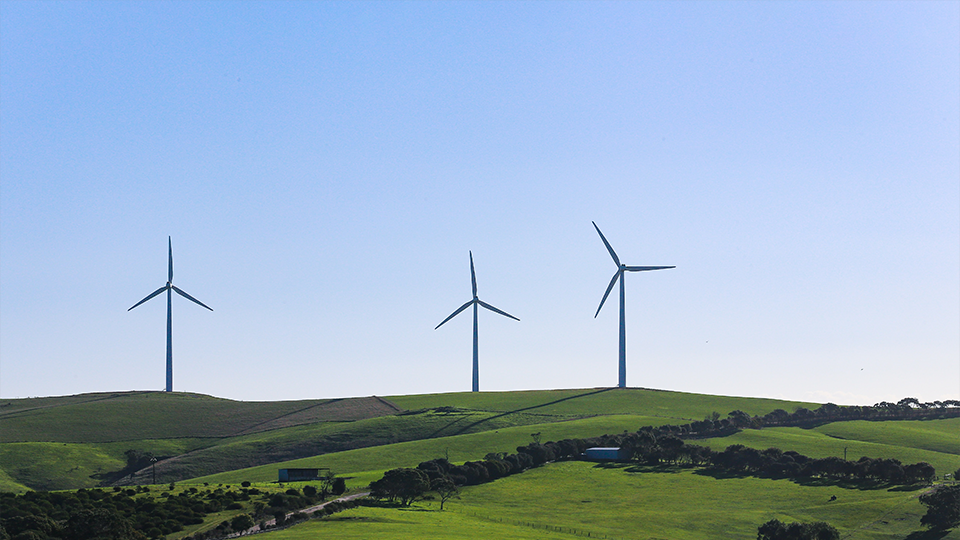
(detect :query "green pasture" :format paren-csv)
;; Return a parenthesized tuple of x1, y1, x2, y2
(698, 422, 960, 476)
(270, 461, 957, 540)
(0, 391, 398, 443)
(0, 442, 124, 492)
(2, 388, 952, 494)
(189, 414, 664, 486)
(388, 387, 818, 421)
(264, 505, 574, 540)
(0, 466, 31, 494)
(124, 407, 618, 485)
(192, 415, 959, 489)
(0, 438, 217, 491)
(811, 418, 960, 456)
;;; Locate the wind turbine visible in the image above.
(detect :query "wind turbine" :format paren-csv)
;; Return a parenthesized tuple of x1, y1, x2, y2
(128, 237, 212, 392)
(592, 222, 674, 388)
(436, 251, 519, 392)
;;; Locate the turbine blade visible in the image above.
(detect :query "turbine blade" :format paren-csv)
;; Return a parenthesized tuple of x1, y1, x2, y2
(477, 299, 519, 321)
(592, 221, 620, 266)
(595, 270, 620, 317)
(168, 237, 173, 283)
(171, 285, 213, 311)
(128, 285, 168, 311)
(435, 300, 474, 330)
(624, 265, 676, 272)
(469, 251, 477, 298)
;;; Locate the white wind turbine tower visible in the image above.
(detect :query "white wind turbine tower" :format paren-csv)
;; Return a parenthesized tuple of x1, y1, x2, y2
(592, 222, 674, 388)
(436, 251, 519, 392)
(128, 237, 212, 392)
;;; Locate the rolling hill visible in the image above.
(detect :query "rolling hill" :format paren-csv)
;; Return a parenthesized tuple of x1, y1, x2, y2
(0, 387, 820, 492)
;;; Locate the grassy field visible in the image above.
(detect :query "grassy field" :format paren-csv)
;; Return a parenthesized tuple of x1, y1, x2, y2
(697, 419, 960, 476)
(811, 419, 960, 456)
(0, 387, 817, 491)
(189, 414, 665, 486)
(0, 391, 399, 442)
(2, 388, 957, 539)
(387, 387, 818, 421)
(192, 416, 960, 489)
(267, 461, 959, 540)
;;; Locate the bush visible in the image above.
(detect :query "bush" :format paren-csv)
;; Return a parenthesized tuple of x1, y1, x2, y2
(757, 519, 839, 540)
(230, 514, 255, 532)
(920, 484, 960, 530)
(241, 481, 251, 488)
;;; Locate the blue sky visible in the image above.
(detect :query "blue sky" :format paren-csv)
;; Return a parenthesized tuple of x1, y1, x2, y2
(2, 1, 957, 405)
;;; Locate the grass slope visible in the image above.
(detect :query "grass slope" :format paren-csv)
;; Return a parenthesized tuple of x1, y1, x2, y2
(1, 388, 816, 491)
(0, 391, 398, 442)
(189, 414, 665, 486)
(811, 419, 960, 456)
(388, 387, 818, 423)
(192, 416, 960, 493)
(697, 420, 960, 476)
(271, 461, 957, 540)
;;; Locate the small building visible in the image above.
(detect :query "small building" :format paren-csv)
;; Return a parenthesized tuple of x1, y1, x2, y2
(278, 468, 320, 482)
(583, 447, 631, 462)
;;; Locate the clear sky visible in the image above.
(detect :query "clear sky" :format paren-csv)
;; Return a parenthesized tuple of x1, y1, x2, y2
(2, 1, 957, 406)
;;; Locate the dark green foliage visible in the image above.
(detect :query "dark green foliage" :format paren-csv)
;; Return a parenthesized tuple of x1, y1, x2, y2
(63, 509, 146, 540)
(229, 514, 254, 532)
(331, 477, 346, 496)
(0, 488, 218, 539)
(757, 518, 840, 540)
(302, 485, 317, 498)
(919, 484, 960, 530)
(3, 516, 61, 538)
(431, 477, 460, 510)
(369, 468, 430, 506)
(904, 462, 936, 484)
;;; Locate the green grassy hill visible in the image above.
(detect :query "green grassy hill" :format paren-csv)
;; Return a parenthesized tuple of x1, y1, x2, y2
(269, 461, 954, 540)
(2, 387, 958, 539)
(0, 387, 817, 492)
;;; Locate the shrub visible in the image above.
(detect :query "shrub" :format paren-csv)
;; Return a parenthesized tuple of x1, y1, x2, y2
(757, 519, 839, 540)
(920, 484, 960, 530)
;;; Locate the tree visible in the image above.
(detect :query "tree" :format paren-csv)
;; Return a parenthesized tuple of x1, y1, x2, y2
(332, 477, 347, 496)
(3, 516, 61, 538)
(757, 519, 839, 540)
(370, 468, 430, 506)
(319, 470, 338, 500)
(230, 514, 255, 533)
(63, 509, 147, 540)
(904, 462, 935, 484)
(432, 477, 460, 510)
(919, 484, 960, 530)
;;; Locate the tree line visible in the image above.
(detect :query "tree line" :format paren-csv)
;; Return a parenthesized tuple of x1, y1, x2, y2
(369, 398, 953, 507)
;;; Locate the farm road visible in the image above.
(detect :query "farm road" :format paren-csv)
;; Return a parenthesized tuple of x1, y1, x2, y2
(227, 491, 370, 537)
